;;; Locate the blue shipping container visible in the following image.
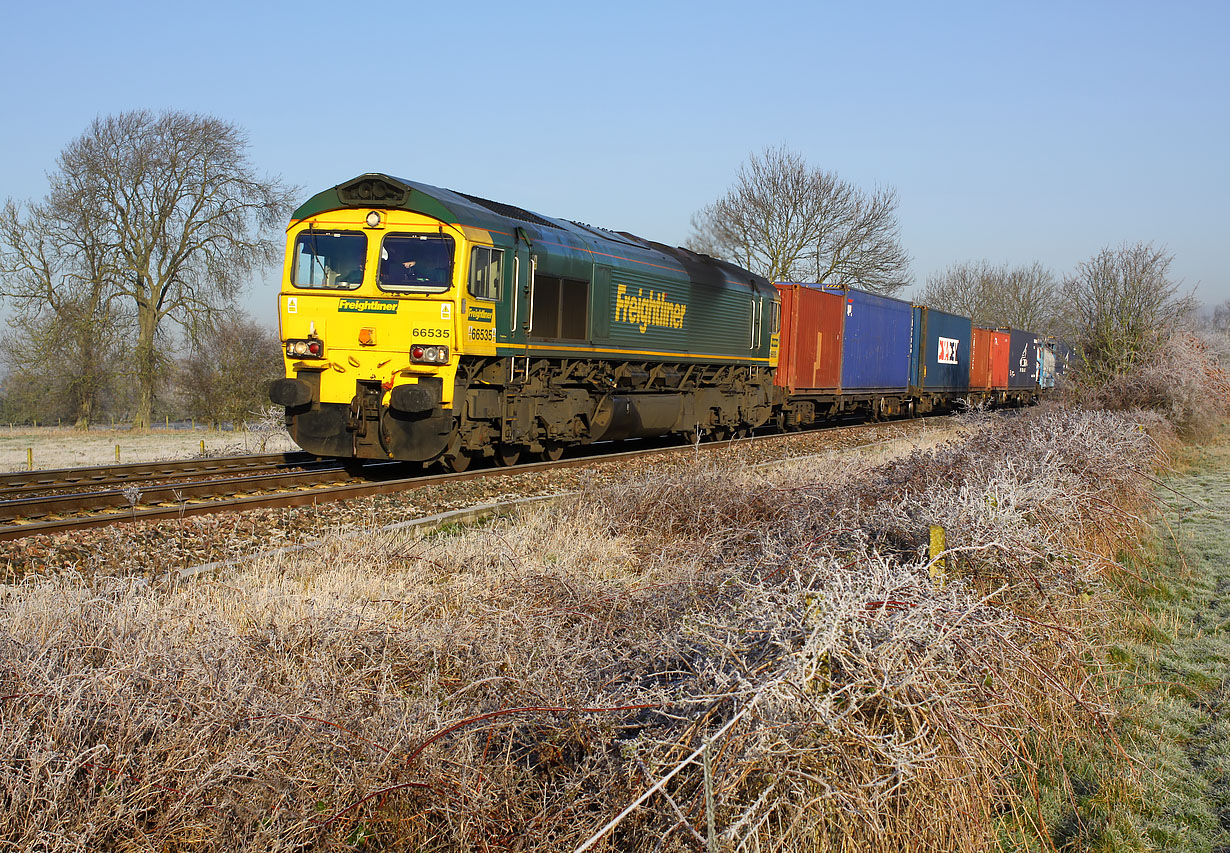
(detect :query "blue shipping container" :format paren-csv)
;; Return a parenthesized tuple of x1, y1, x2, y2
(910, 306, 973, 392)
(825, 286, 913, 392)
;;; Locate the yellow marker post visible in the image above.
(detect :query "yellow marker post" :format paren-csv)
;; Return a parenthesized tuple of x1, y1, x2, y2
(27, 448, 33, 471)
(929, 524, 947, 588)
(115, 445, 121, 464)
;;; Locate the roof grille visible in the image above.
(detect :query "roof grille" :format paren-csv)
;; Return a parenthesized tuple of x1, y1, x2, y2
(453, 191, 561, 230)
(567, 221, 649, 248)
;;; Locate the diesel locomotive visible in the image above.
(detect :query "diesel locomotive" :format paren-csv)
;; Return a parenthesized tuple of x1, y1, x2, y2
(269, 173, 781, 470)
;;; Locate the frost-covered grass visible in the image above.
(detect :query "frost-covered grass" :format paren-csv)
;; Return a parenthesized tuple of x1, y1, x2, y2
(1010, 423, 1230, 852)
(0, 406, 1172, 852)
(0, 423, 296, 471)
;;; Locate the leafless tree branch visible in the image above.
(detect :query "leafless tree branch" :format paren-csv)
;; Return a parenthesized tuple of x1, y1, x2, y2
(688, 146, 911, 294)
(4, 110, 298, 428)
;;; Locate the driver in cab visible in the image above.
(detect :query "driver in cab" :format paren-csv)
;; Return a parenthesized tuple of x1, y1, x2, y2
(381, 244, 421, 285)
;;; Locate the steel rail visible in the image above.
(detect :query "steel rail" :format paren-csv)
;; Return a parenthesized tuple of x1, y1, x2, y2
(0, 466, 364, 522)
(0, 451, 319, 495)
(0, 419, 931, 541)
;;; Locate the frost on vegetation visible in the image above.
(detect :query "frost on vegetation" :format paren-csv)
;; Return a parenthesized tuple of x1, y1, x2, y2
(189, 405, 293, 458)
(0, 405, 1167, 851)
(1064, 331, 1230, 440)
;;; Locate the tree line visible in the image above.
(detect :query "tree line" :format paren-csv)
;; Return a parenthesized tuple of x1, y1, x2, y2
(0, 310, 285, 430)
(689, 146, 1226, 387)
(0, 110, 295, 430)
(1, 123, 1222, 431)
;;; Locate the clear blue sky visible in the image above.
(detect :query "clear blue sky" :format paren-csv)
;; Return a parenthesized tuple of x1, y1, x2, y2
(2, 0, 1226, 326)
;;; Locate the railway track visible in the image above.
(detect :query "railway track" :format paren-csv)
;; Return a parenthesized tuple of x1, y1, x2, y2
(0, 418, 940, 541)
(0, 452, 319, 494)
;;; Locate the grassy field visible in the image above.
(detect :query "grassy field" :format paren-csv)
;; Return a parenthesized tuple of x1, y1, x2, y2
(1000, 423, 1230, 851)
(0, 425, 297, 471)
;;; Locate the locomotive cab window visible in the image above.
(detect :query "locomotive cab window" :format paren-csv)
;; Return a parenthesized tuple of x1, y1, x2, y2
(531, 275, 589, 341)
(468, 246, 504, 301)
(291, 230, 366, 290)
(378, 234, 455, 293)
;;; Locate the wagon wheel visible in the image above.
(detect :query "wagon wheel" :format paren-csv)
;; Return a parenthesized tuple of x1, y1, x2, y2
(708, 426, 732, 443)
(540, 442, 565, 462)
(495, 444, 522, 467)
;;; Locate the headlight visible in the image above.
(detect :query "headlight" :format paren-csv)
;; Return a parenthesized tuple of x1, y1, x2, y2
(285, 338, 324, 359)
(410, 344, 448, 364)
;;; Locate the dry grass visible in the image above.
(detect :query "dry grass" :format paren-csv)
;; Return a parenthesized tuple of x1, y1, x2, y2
(0, 406, 1165, 851)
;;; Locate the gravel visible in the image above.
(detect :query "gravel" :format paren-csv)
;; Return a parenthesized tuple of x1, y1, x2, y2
(1, 419, 958, 581)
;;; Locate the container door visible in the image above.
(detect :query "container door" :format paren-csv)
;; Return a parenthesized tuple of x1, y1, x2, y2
(911, 305, 927, 390)
(809, 288, 844, 390)
(990, 332, 1010, 388)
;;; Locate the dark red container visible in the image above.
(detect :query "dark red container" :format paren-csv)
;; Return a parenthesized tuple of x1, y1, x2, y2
(971, 328, 1012, 389)
(989, 330, 1010, 389)
(774, 283, 844, 392)
(970, 328, 993, 389)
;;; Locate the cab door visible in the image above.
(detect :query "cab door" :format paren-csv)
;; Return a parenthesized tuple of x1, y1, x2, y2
(498, 228, 532, 349)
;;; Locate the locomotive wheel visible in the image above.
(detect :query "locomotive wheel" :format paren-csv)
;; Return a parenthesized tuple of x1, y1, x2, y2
(442, 431, 473, 473)
(443, 451, 474, 473)
(540, 442, 565, 462)
(495, 444, 522, 467)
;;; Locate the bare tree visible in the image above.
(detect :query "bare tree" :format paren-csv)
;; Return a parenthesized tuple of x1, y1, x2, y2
(178, 312, 284, 430)
(0, 297, 129, 427)
(1200, 298, 1230, 369)
(920, 260, 996, 325)
(1210, 298, 1230, 333)
(922, 260, 1060, 331)
(10, 110, 297, 429)
(689, 146, 910, 293)
(1064, 242, 1196, 381)
(0, 193, 128, 428)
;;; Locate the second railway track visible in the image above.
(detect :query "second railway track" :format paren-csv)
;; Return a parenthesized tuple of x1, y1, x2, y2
(0, 416, 956, 541)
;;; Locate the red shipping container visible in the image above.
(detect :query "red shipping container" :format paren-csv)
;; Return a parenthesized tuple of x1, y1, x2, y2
(970, 327, 993, 389)
(774, 284, 844, 392)
(989, 330, 1010, 389)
